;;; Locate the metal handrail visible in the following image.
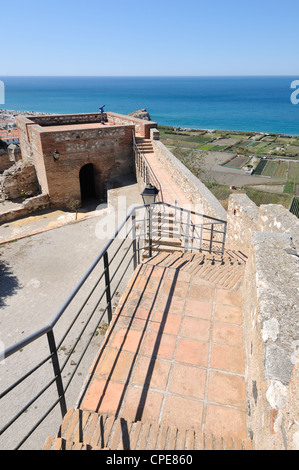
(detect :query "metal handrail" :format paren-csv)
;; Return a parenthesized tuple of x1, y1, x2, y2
(0, 201, 226, 449)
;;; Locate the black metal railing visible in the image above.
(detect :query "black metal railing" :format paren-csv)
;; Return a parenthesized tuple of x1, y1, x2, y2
(0, 202, 226, 450)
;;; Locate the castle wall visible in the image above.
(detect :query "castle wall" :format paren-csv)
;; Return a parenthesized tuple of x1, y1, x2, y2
(227, 194, 299, 450)
(16, 115, 136, 209)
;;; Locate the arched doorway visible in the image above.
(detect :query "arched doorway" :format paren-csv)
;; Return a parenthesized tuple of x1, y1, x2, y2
(79, 163, 97, 202)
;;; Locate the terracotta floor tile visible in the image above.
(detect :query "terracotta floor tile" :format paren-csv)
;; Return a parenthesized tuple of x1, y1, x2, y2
(150, 266, 166, 279)
(116, 315, 148, 330)
(156, 295, 185, 315)
(162, 279, 188, 296)
(185, 299, 213, 320)
(168, 363, 206, 399)
(208, 370, 246, 409)
(95, 349, 135, 382)
(175, 338, 209, 367)
(162, 395, 203, 429)
(150, 312, 182, 335)
(180, 316, 211, 342)
(214, 304, 243, 325)
(210, 344, 245, 375)
(176, 271, 192, 283)
(132, 356, 171, 391)
(204, 404, 247, 438)
(81, 378, 125, 414)
(188, 283, 215, 302)
(141, 331, 177, 360)
(135, 276, 148, 291)
(216, 288, 242, 307)
(143, 265, 155, 278)
(145, 278, 162, 294)
(110, 328, 144, 352)
(120, 386, 163, 423)
(191, 277, 214, 287)
(212, 322, 243, 348)
(139, 293, 157, 310)
(172, 281, 190, 297)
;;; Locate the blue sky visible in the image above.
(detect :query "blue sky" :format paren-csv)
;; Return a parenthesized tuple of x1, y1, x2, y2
(2, 0, 298, 76)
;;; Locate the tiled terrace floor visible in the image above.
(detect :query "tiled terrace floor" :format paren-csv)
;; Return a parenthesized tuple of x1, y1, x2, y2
(80, 258, 247, 439)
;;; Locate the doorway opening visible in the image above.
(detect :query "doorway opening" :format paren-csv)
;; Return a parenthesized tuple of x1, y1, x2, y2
(79, 163, 97, 202)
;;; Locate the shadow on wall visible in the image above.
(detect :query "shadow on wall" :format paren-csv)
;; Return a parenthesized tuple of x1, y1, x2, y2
(0, 255, 21, 308)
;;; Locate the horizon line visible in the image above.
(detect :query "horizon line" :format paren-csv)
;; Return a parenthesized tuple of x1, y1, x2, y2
(1, 74, 298, 78)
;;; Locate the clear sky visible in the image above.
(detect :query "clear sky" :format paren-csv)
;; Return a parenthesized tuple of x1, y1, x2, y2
(1, 0, 298, 76)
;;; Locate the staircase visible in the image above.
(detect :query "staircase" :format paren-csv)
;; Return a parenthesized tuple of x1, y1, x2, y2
(42, 247, 251, 451)
(135, 137, 154, 155)
(44, 408, 252, 450)
(144, 249, 247, 290)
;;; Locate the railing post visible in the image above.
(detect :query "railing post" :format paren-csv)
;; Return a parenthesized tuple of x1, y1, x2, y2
(222, 222, 227, 255)
(184, 211, 191, 252)
(200, 223, 203, 251)
(132, 211, 138, 270)
(103, 252, 113, 323)
(209, 224, 214, 253)
(148, 206, 153, 258)
(47, 330, 67, 418)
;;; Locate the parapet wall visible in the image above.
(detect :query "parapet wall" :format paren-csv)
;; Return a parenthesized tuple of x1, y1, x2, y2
(226, 194, 299, 254)
(227, 194, 299, 450)
(151, 138, 227, 221)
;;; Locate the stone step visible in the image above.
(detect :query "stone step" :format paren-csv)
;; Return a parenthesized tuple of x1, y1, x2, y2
(143, 249, 246, 289)
(43, 408, 253, 450)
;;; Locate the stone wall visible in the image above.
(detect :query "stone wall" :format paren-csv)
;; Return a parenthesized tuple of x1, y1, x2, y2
(228, 193, 299, 450)
(151, 139, 227, 221)
(0, 150, 13, 173)
(226, 194, 259, 254)
(0, 161, 39, 200)
(226, 195, 299, 254)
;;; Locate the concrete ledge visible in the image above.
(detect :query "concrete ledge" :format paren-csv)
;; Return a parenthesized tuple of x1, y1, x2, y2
(151, 140, 227, 221)
(258, 204, 299, 249)
(0, 194, 50, 224)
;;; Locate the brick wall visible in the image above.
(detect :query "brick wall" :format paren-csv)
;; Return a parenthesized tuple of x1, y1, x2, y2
(16, 115, 135, 208)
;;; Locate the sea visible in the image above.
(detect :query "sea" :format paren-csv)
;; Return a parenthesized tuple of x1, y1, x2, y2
(1, 76, 299, 135)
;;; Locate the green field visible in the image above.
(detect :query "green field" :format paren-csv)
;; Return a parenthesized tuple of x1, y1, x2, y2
(262, 160, 278, 177)
(288, 162, 299, 183)
(207, 184, 292, 210)
(275, 162, 288, 179)
(159, 126, 299, 209)
(254, 159, 267, 175)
